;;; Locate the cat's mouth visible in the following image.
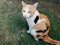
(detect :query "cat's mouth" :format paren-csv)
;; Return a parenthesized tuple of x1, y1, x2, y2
(23, 14, 31, 18)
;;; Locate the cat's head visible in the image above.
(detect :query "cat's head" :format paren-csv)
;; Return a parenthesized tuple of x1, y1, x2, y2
(22, 1, 38, 18)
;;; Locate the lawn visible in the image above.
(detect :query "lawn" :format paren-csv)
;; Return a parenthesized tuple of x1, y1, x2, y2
(0, 0, 60, 45)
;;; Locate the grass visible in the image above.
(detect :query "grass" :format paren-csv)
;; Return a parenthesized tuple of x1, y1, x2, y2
(0, 0, 60, 45)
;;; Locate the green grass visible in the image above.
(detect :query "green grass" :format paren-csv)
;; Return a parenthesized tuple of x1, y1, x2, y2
(0, 0, 60, 45)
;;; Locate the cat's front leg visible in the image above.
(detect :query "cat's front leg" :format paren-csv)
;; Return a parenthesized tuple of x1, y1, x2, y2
(27, 27, 32, 34)
(27, 30, 31, 33)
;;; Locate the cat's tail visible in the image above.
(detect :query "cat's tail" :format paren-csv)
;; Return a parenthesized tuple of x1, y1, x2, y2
(42, 35, 60, 45)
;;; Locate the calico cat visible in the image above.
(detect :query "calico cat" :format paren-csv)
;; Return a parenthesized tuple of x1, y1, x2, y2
(22, 1, 60, 45)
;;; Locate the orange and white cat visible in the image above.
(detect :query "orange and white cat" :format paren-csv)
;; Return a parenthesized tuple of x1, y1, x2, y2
(22, 1, 60, 45)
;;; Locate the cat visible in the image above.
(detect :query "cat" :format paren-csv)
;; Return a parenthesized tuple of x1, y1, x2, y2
(22, 1, 60, 45)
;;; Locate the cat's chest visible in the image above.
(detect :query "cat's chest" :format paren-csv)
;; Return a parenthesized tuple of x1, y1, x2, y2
(27, 17, 35, 27)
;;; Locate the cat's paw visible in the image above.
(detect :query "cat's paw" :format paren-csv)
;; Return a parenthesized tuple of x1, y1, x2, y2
(27, 30, 30, 33)
(34, 38, 39, 41)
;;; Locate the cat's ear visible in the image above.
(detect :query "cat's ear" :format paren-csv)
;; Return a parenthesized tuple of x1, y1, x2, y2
(33, 2, 38, 9)
(22, 1, 26, 6)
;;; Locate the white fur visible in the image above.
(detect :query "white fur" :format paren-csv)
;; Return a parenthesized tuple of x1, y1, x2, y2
(30, 29, 37, 36)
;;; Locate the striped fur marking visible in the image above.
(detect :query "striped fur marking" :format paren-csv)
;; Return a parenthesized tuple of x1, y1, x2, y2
(38, 38, 43, 41)
(36, 24, 48, 33)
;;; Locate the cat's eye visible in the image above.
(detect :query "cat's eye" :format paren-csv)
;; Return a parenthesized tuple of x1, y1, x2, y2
(23, 10, 25, 12)
(28, 11, 31, 13)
